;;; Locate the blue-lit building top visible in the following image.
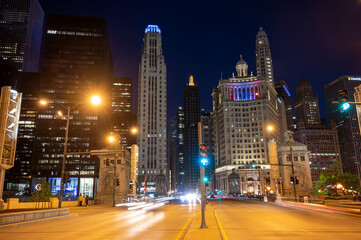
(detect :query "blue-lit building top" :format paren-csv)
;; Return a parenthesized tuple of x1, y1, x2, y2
(145, 25, 161, 34)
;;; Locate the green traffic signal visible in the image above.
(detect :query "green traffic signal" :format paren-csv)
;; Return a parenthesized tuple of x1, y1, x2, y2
(203, 176, 209, 183)
(341, 102, 350, 111)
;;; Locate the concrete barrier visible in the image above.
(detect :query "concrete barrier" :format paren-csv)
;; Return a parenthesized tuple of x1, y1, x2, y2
(0, 208, 69, 225)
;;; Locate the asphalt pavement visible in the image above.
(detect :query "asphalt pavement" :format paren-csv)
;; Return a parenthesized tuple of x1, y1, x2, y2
(1, 199, 361, 240)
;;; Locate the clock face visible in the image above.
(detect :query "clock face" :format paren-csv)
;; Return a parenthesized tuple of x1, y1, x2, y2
(259, 41, 263, 44)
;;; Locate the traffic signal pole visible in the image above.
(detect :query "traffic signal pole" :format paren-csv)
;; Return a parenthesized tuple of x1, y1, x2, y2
(198, 122, 208, 229)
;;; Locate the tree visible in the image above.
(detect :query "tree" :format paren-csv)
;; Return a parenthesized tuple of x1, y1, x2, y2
(314, 172, 360, 196)
(31, 178, 52, 202)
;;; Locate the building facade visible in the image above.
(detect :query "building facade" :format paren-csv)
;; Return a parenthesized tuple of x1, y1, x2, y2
(255, 27, 274, 85)
(213, 55, 284, 196)
(275, 80, 294, 130)
(294, 122, 342, 181)
(0, 0, 44, 72)
(325, 75, 361, 175)
(137, 25, 167, 195)
(111, 77, 136, 148)
(28, 14, 113, 198)
(167, 114, 178, 193)
(292, 79, 342, 181)
(277, 134, 313, 198)
(183, 76, 200, 192)
(294, 79, 321, 127)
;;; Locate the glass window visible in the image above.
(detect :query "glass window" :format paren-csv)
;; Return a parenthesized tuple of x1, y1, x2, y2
(80, 178, 94, 198)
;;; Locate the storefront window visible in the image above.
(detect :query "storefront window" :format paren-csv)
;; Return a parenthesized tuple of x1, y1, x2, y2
(79, 178, 94, 197)
(64, 177, 78, 197)
(49, 177, 61, 195)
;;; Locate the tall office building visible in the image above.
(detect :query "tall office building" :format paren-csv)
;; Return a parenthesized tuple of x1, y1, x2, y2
(294, 79, 321, 127)
(167, 114, 178, 193)
(0, 0, 44, 72)
(325, 76, 361, 175)
(5, 72, 41, 191)
(255, 27, 274, 85)
(28, 14, 114, 198)
(183, 76, 200, 192)
(275, 80, 294, 130)
(293, 79, 342, 181)
(213, 55, 283, 195)
(137, 25, 167, 195)
(111, 77, 136, 148)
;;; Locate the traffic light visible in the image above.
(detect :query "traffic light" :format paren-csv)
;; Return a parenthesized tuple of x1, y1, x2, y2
(64, 172, 70, 184)
(130, 182, 135, 194)
(338, 90, 350, 112)
(295, 176, 299, 185)
(117, 178, 120, 186)
(252, 160, 256, 168)
(200, 144, 209, 167)
(202, 176, 209, 183)
(290, 176, 294, 184)
(106, 158, 110, 166)
(280, 181, 284, 196)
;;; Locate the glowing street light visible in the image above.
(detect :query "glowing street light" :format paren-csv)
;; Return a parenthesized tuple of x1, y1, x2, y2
(267, 125, 273, 132)
(90, 95, 101, 106)
(108, 135, 115, 143)
(40, 100, 48, 105)
(131, 127, 138, 134)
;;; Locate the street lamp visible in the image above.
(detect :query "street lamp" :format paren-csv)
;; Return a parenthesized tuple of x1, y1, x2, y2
(39, 94, 101, 208)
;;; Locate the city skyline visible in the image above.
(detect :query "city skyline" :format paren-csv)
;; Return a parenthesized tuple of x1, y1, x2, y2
(37, 0, 361, 122)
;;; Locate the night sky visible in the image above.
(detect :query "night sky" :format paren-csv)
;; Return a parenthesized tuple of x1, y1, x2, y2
(39, 0, 361, 122)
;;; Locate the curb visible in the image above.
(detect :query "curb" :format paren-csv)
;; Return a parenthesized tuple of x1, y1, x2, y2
(213, 209, 228, 240)
(0, 214, 78, 229)
(175, 210, 197, 240)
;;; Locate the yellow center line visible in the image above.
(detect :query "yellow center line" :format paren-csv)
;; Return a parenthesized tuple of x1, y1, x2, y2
(213, 209, 229, 240)
(175, 210, 197, 240)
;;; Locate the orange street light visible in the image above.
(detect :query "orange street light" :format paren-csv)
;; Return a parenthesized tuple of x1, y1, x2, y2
(90, 95, 101, 106)
(40, 100, 48, 105)
(267, 125, 274, 132)
(108, 135, 115, 143)
(58, 111, 63, 117)
(131, 127, 138, 134)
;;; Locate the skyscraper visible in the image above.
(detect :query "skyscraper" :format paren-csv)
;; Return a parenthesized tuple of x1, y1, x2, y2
(183, 76, 200, 192)
(137, 25, 167, 195)
(275, 80, 294, 130)
(0, 0, 44, 72)
(325, 75, 361, 175)
(167, 114, 178, 193)
(255, 27, 274, 85)
(29, 14, 113, 197)
(213, 55, 283, 195)
(293, 79, 342, 181)
(111, 77, 136, 148)
(294, 79, 321, 127)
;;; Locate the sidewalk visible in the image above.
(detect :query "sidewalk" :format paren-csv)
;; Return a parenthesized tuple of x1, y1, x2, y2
(182, 204, 226, 240)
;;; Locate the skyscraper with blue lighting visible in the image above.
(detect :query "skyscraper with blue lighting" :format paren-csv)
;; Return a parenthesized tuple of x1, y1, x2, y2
(137, 25, 167, 196)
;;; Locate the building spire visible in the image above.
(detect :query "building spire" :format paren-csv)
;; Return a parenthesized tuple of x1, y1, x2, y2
(189, 75, 195, 86)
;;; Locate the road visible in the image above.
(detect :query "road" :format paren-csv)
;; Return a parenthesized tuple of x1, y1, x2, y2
(1, 199, 361, 240)
(213, 199, 361, 240)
